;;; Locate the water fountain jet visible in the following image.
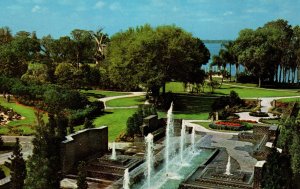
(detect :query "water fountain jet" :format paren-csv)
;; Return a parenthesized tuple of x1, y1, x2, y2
(165, 102, 174, 175)
(110, 141, 117, 160)
(191, 126, 195, 154)
(145, 133, 154, 189)
(225, 156, 232, 175)
(180, 120, 186, 164)
(123, 168, 130, 189)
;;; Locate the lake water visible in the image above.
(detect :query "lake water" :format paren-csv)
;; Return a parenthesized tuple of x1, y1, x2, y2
(203, 42, 242, 76)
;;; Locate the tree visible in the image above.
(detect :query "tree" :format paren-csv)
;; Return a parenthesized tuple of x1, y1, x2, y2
(5, 138, 26, 189)
(0, 26, 13, 45)
(89, 28, 109, 65)
(106, 24, 209, 97)
(21, 62, 50, 84)
(77, 161, 88, 189)
(262, 148, 293, 189)
(83, 117, 94, 129)
(71, 29, 94, 68)
(25, 112, 61, 189)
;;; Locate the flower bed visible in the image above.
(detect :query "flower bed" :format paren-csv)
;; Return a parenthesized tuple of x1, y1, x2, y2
(209, 120, 254, 131)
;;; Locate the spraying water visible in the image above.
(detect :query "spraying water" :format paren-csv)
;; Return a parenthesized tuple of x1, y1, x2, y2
(165, 102, 174, 175)
(191, 126, 195, 154)
(180, 120, 186, 164)
(225, 156, 232, 175)
(123, 168, 130, 189)
(145, 133, 154, 188)
(110, 141, 117, 160)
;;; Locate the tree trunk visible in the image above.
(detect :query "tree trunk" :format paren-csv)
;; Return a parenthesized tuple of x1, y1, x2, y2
(288, 68, 291, 83)
(274, 65, 278, 83)
(229, 64, 232, 82)
(258, 77, 262, 88)
(279, 65, 282, 83)
(162, 83, 166, 95)
(235, 64, 239, 82)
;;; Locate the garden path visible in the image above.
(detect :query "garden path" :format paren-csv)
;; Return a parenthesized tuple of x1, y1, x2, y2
(0, 136, 33, 164)
(236, 96, 300, 122)
(98, 92, 145, 109)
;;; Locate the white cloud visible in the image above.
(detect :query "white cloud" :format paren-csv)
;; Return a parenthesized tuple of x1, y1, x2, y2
(109, 2, 121, 11)
(223, 11, 233, 16)
(95, 1, 105, 9)
(32, 5, 47, 13)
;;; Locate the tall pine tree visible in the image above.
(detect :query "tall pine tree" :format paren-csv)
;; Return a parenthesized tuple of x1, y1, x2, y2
(77, 161, 88, 189)
(25, 112, 64, 189)
(5, 138, 26, 189)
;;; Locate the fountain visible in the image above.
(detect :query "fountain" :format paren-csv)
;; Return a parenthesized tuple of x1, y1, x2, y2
(123, 168, 130, 189)
(145, 133, 154, 189)
(110, 141, 117, 160)
(225, 156, 232, 175)
(191, 126, 195, 154)
(180, 120, 186, 164)
(165, 102, 174, 175)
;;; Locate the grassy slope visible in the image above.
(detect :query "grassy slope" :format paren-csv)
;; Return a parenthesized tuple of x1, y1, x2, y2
(165, 82, 299, 98)
(106, 96, 145, 107)
(93, 109, 137, 141)
(80, 90, 130, 102)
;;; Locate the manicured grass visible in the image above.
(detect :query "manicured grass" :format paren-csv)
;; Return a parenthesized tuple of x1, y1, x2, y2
(165, 82, 299, 98)
(92, 109, 137, 141)
(0, 164, 10, 176)
(158, 94, 215, 120)
(163, 82, 186, 93)
(106, 96, 145, 107)
(214, 84, 299, 98)
(0, 97, 37, 135)
(80, 89, 130, 102)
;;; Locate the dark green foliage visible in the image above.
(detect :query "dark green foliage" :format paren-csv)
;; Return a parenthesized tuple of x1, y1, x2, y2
(83, 117, 95, 129)
(5, 138, 26, 189)
(211, 90, 244, 112)
(126, 105, 157, 136)
(68, 101, 104, 125)
(77, 161, 88, 189)
(262, 148, 293, 189)
(106, 24, 209, 93)
(25, 112, 62, 189)
(0, 168, 5, 179)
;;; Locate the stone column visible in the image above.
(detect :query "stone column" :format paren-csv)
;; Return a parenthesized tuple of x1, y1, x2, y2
(215, 112, 219, 121)
(253, 161, 266, 189)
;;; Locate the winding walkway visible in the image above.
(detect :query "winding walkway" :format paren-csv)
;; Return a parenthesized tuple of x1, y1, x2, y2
(98, 92, 145, 109)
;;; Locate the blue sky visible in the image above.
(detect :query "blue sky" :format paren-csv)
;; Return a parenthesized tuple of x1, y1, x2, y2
(1, 0, 299, 39)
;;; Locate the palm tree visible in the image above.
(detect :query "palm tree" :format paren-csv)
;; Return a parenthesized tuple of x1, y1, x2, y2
(90, 28, 109, 65)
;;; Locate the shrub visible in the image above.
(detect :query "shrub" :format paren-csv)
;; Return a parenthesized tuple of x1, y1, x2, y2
(249, 112, 269, 117)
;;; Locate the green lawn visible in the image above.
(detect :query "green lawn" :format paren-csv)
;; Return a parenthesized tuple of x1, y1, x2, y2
(106, 96, 145, 107)
(0, 97, 37, 135)
(164, 82, 299, 98)
(214, 84, 299, 98)
(80, 89, 130, 102)
(92, 109, 137, 141)
(158, 94, 215, 120)
(0, 164, 10, 176)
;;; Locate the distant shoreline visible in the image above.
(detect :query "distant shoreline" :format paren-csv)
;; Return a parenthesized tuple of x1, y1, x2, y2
(203, 40, 232, 44)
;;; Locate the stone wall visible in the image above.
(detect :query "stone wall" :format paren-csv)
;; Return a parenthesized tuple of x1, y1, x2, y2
(253, 125, 270, 139)
(140, 115, 159, 136)
(61, 126, 108, 174)
(253, 161, 266, 189)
